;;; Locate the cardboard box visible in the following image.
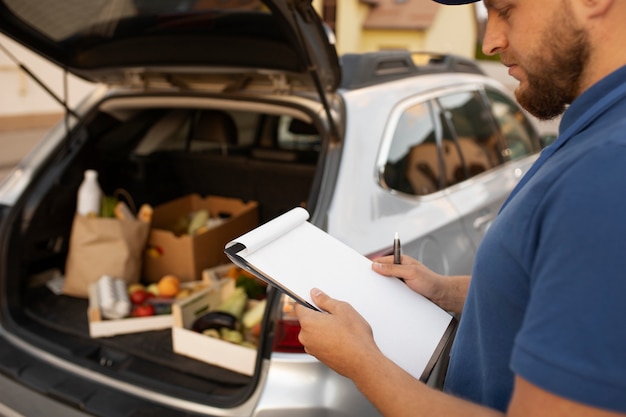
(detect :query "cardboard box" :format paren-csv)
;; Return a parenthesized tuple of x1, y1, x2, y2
(172, 280, 258, 376)
(144, 194, 259, 282)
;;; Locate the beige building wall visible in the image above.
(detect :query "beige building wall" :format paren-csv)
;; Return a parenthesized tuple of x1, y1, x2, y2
(360, 29, 424, 52)
(0, 33, 94, 130)
(315, 1, 476, 58)
(425, 4, 476, 57)
(333, 1, 371, 54)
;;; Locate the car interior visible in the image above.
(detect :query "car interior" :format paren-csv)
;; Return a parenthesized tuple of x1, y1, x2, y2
(13, 99, 325, 406)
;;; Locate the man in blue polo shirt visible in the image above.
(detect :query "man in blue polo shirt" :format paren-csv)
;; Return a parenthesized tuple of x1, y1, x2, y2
(295, 0, 626, 416)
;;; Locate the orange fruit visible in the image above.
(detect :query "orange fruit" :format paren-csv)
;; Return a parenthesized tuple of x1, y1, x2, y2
(225, 266, 240, 279)
(157, 275, 180, 298)
(241, 269, 256, 279)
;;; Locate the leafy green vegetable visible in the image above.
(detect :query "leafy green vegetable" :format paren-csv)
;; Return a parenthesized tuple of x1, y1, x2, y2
(236, 275, 266, 299)
(100, 195, 117, 218)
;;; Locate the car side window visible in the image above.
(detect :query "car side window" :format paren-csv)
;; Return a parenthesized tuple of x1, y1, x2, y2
(437, 91, 503, 184)
(382, 90, 511, 197)
(382, 101, 442, 195)
(484, 89, 540, 160)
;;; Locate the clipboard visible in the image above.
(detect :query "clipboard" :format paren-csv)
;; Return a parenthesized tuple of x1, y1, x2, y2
(225, 207, 457, 381)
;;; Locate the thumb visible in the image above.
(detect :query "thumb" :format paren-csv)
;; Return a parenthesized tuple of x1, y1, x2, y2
(310, 288, 334, 312)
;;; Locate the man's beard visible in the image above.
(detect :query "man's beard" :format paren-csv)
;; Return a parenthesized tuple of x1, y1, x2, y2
(512, 9, 590, 120)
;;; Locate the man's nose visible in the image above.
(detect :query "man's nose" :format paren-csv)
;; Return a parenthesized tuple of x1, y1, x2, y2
(481, 13, 508, 56)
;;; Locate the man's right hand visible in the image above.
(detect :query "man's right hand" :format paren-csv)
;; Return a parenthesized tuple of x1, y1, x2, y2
(372, 255, 469, 314)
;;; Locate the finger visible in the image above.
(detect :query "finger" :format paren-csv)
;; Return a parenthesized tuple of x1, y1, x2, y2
(294, 301, 316, 320)
(310, 288, 337, 313)
(373, 254, 418, 265)
(372, 260, 401, 276)
(371, 255, 395, 264)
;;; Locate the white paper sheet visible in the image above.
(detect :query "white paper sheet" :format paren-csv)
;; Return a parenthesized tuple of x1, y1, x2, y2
(225, 207, 456, 381)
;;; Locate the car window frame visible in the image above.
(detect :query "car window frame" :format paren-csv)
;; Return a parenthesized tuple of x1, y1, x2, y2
(436, 88, 509, 183)
(480, 87, 543, 160)
(376, 83, 513, 198)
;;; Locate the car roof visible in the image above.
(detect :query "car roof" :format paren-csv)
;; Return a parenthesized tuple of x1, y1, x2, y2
(339, 51, 486, 90)
(0, 0, 341, 92)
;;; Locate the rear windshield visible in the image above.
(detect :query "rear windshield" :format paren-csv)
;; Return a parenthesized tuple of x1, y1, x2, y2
(5, 0, 270, 42)
(2, 0, 303, 72)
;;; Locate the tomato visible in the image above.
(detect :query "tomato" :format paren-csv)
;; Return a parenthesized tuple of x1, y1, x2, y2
(131, 304, 155, 317)
(129, 289, 152, 305)
(249, 322, 262, 338)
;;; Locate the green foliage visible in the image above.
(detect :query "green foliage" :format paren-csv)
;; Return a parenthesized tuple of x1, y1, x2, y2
(474, 42, 500, 62)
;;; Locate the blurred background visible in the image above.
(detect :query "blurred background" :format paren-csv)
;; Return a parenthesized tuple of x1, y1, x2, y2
(0, 0, 558, 180)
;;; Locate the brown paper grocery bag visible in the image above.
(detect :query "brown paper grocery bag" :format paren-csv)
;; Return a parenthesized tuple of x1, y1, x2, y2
(63, 214, 149, 298)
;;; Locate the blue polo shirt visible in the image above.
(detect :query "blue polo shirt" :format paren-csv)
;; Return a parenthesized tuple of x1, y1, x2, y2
(443, 65, 626, 412)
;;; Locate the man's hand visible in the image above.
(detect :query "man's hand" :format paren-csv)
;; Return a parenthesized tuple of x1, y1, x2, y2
(372, 255, 469, 314)
(295, 288, 382, 379)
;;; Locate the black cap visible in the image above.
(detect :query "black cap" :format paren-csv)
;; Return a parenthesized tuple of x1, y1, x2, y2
(434, 0, 478, 4)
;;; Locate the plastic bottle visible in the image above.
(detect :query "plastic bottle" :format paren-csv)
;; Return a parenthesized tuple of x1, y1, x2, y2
(77, 169, 102, 216)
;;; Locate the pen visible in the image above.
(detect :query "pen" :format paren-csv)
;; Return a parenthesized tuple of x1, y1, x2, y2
(393, 232, 401, 265)
(393, 232, 404, 282)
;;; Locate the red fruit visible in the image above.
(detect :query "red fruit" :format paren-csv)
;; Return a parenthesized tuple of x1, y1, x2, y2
(130, 289, 151, 305)
(250, 322, 262, 338)
(131, 304, 155, 317)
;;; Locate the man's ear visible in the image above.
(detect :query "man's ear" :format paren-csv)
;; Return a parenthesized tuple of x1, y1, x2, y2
(581, 0, 613, 18)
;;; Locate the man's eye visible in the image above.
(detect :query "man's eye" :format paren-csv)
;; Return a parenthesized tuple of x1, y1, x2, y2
(497, 6, 512, 19)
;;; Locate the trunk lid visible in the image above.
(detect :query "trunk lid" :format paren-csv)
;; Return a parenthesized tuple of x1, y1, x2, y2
(0, 0, 340, 94)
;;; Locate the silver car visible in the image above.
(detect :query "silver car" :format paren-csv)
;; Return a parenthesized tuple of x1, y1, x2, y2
(0, 0, 548, 416)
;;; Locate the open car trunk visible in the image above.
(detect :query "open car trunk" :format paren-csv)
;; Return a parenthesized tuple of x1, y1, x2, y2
(0, 91, 329, 413)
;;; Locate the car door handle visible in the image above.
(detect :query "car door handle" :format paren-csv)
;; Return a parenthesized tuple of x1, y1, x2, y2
(473, 213, 495, 230)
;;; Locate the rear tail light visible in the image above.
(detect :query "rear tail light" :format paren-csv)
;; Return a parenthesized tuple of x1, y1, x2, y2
(272, 295, 306, 353)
